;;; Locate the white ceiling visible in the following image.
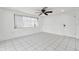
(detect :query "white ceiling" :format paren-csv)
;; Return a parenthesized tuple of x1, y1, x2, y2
(4, 7, 79, 16)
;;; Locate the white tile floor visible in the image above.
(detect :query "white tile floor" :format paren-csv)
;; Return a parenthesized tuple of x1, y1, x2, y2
(0, 32, 78, 51)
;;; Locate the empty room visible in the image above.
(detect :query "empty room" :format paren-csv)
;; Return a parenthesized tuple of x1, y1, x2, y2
(0, 7, 79, 51)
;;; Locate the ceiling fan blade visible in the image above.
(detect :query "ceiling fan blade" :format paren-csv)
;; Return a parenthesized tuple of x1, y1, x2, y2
(45, 11, 53, 13)
(44, 13, 48, 15)
(39, 13, 42, 16)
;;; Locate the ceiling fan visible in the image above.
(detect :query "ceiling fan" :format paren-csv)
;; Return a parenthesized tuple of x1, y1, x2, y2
(38, 7, 53, 16)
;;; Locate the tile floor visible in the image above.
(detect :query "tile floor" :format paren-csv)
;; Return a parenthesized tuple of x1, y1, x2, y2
(0, 32, 78, 51)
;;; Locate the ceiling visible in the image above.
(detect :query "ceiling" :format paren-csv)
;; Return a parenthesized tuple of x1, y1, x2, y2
(4, 7, 79, 16)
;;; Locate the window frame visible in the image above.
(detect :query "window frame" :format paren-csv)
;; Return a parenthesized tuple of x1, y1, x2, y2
(14, 14, 39, 29)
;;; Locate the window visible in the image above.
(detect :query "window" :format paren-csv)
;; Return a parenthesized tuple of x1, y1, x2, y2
(14, 14, 38, 28)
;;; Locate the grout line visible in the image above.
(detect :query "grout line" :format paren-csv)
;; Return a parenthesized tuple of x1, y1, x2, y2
(75, 39, 78, 51)
(64, 39, 76, 51)
(0, 32, 78, 51)
(73, 39, 76, 51)
(11, 41, 18, 51)
(64, 39, 71, 51)
(44, 37, 64, 50)
(16, 39, 32, 51)
(54, 37, 65, 50)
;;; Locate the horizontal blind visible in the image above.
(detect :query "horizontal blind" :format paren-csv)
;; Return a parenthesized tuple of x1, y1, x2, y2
(14, 14, 38, 28)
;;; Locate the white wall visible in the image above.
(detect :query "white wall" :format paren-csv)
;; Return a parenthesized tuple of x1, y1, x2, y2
(0, 8, 42, 41)
(0, 7, 79, 41)
(42, 13, 76, 38)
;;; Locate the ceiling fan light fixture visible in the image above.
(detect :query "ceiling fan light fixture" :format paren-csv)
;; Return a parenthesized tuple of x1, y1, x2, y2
(38, 7, 53, 16)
